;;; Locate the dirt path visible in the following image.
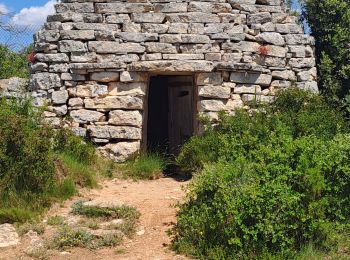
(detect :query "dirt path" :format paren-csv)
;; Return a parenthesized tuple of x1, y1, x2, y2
(1, 177, 189, 260)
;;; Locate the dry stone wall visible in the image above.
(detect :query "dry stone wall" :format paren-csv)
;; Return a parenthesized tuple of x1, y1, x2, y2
(29, 0, 318, 161)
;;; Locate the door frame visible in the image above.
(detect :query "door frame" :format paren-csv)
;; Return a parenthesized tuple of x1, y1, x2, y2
(141, 73, 198, 154)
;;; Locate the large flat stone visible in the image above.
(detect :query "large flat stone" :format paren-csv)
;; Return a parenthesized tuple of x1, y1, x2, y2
(230, 72, 272, 86)
(128, 61, 213, 72)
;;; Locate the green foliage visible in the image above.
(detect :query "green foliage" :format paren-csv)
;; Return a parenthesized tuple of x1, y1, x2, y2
(72, 201, 140, 221)
(56, 153, 97, 188)
(17, 222, 46, 236)
(172, 89, 350, 258)
(120, 153, 170, 180)
(302, 0, 350, 105)
(0, 98, 100, 223)
(47, 215, 65, 226)
(0, 98, 55, 197)
(177, 89, 345, 173)
(51, 226, 94, 249)
(0, 45, 32, 79)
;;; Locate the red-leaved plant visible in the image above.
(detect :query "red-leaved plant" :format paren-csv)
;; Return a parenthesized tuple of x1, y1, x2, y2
(27, 52, 36, 63)
(258, 45, 269, 57)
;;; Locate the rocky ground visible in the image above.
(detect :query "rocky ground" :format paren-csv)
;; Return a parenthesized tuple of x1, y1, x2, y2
(0, 177, 189, 260)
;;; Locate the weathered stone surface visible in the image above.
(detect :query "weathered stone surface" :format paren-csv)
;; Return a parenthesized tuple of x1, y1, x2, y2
(199, 100, 225, 112)
(100, 142, 140, 162)
(230, 72, 272, 86)
(90, 72, 119, 83)
(88, 125, 142, 140)
(0, 224, 20, 248)
(199, 85, 231, 99)
(30, 73, 61, 90)
(129, 61, 213, 72)
(109, 110, 143, 127)
(70, 109, 105, 123)
(109, 82, 146, 96)
(120, 71, 148, 82)
(52, 90, 68, 105)
(196, 73, 222, 85)
(85, 96, 143, 110)
(28, 0, 317, 162)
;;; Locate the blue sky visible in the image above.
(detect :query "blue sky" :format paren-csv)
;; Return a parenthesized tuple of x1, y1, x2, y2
(0, 0, 303, 50)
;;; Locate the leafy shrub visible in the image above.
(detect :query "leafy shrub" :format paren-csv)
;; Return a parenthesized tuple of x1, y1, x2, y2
(172, 89, 350, 258)
(177, 89, 346, 172)
(51, 226, 94, 249)
(47, 215, 65, 226)
(0, 98, 101, 223)
(0, 98, 54, 196)
(0, 45, 32, 79)
(120, 153, 170, 180)
(53, 129, 96, 165)
(17, 222, 46, 236)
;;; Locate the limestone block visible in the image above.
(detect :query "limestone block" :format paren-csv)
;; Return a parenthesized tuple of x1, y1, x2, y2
(168, 23, 188, 34)
(230, 72, 272, 87)
(144, 42, 177, 54)
(233, 84, 262, 94)
(120, 71, 148, 82)
(199, 100, 225, 112)
(88, 125, 142, 140)
(162, 54, 204, 60)
(52, 90, 68, 105)
(159, 34, 210, 44)
(276, 24, 303, 34)
(196, 73, 222, 85)
(142, 24, 169, 33)
(166, 12, 220, 23)
(247, 12, 272, 24)
(256, 32, 285, 46)
(88, 42, 145, 54)
(60, 30, 95, 40)
(101, 142, 140, 162)
(272, 70, 296, 81)
(289, 58, 315, 68)
(129, 60, 213, 72)
(35, 53, 69, 63)
(90, 72, 119, 83)
(271, 80, 292, 88)
(198, 85, 231, 99)
(84, 96, 143, 110)
(131, 13, 165, 23)
(225, 98, 244, 110)
(105, 14, 130, 24)
(109, 110, 143, 127)
(115, 32, 158, 42)
(180, 44, 220, 54)
(55, 3, 94, 13)
(242, 94, 275, 103)
(108, 82, 146, 96)
(70, 109, 105, 123)
(68, 97, 83, 107)
(0, 224, 20, 248)
(188, 2, 232, 13)
(30, 73, 61, 90)
(297, 68, 317, 81)
(154, 3, 188, 13)
(59, 40, 87, 52)
(95, 3, 152, 14)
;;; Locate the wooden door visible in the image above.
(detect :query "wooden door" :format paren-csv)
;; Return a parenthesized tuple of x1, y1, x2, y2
(168, 76, 194, 155)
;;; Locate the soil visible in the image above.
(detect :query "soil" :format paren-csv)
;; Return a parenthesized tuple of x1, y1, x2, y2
(0, 177, 190, 260)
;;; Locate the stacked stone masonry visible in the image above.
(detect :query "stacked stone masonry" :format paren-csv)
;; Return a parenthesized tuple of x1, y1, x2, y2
(29, 0, 318, 162)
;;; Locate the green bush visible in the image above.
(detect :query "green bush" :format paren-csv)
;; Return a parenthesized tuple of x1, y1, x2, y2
(0, 45, 32, 79)
(0, 98, 55, 200)
(177, 89, 346, 173)
(0, 98, 100, 223)
(172, 89, 350, 258)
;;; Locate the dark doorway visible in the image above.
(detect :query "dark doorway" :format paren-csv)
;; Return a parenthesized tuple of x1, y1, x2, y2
(147, 75, 195, 156)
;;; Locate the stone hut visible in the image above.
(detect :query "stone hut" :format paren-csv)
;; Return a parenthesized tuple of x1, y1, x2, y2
(29, 0, 318, 162)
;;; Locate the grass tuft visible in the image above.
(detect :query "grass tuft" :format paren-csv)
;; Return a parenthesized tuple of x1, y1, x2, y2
(120, 153, 170, 180)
